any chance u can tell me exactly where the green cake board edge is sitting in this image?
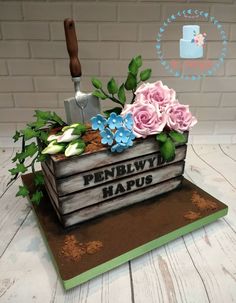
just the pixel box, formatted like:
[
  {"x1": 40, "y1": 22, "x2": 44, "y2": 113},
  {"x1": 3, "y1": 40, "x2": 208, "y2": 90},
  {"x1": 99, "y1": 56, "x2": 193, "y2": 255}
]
[{"x1": 22, "y1": 174, "x2": 228, "y2": 291}]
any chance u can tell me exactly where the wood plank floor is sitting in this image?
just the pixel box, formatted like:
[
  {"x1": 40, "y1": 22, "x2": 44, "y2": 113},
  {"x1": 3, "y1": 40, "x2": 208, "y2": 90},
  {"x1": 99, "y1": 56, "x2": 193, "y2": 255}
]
[{"x1": 0, "y1": 145, "x2": 235, "y2": 303}]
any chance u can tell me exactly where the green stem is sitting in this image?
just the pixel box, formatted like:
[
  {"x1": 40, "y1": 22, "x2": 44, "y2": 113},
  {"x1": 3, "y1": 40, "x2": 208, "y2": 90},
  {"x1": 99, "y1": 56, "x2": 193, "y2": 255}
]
[
  {"x1": 131, "y1": 89, "x2": 136, "y2": 104},
  {"x1": 101, "y1": 89, "x2": 124, "y2": 108}
]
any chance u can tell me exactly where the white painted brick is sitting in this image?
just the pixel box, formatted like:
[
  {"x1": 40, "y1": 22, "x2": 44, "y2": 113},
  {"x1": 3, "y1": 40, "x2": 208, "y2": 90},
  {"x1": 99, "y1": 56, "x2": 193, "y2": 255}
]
[
  {"x1": 179, "y1": 93, "x2": 221, "y2": 107},
  {"x1": 23, "y1": 2, "x2": 71, "y2": 21},
  {"x1": 34, "y1": 76, "x2": 73, "y2": 92},
  {"x1": 120, "y1": 42, "x2": 157, "y2": 59},
  {"x1": 14, "y1": 93, "x2": 57, "y2": 108},
  {"x1": 0, "y1": 77, "x2": 33, "y2": 92},
  {"x1": 221, "y1": 93, "x2": 236, "y2": 106},
  {"x1": 182, "y1": 60, "x2": 224, "y2": 77},
  {"x1": 30, "y1": 41, "x2": 67, "y2": 58},
  {"x1": 212, "y1": 5, "x2": 236, "y2": 22},
  {"x1": 0, "y1": 60, "x2": 8, "y2": 76},
  {"x1": 162, "y1": 41, "x2": 179, "y2": 59},
  {"x1": 230, "y1": 25, "x2": 236, "y2": 41},
  {"x1": 161, "y1": 78, "x2": 201, "y2": 93},
  {"x1": 100, "y1": 24, "x2": 137, "y2": 41},
  {"x1": 202, "y1": 78, "x2": 236, "y2": 92},
  {"x1": 197, "y1": 107, "x2": 236, "y2": 120},
  {"x1": 73, "y1": 3, "x2": 116, "y2": 21},
  {"x1": 55, "y1": 59, "x2": 99, "y2": 76},
  {"x1": 215, "y1": 121, "x2": 236, "y2": 134},
  {"x1": 0, "y1": 93, "x2": 14, "y2": 107},
  {"x1": 2, "y1": 22, "x2": 49, "y2": 40},
  {"x1": 58, "y1": 92, "x2": 74, "y2": 108},
  {"x1": 208, "y1": 42, "x2": 236, "y2": 59},
  {"x1": 8, "y1": 60, "x2": 54, "y2": 75},
  {"x1": 0, "y1": 2, "x2": 22, "y2": 20},
  {"x1": 50, "y1": 22, "x2": 98, "y2": 41},
  {"x1": 162, "y1": 5, "x2": 210, "y2": 22},
  {"x1": 225, "y1": 60, "x2": 236, "y2": 76},
  {"x1": 0, "y1": 42, "x2": 29, "y2": 58},
  {"x1": 0, "y1": 123, "x2": 16, "y2": 136},
  {"x1": 119, "y1": 4, "x2": 160, "y2": 22},
  {"x1": 190, "y1": 121, "x2": 215, "y2": 135},
  {"x1": 192, "y1": 135, "x2": 232, "y2": 144}
]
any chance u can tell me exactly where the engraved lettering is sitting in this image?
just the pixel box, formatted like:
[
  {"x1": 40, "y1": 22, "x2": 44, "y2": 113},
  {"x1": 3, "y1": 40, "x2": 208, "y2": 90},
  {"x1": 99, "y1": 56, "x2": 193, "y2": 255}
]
[
  {"x1": 134, "y1": 160, "x2": 146, "y2": 171},
  {"x1": 94, "y1": 171, "x2": 104, "y2": 183},
  {"x1": 115, "y1": 183, "x2": 126, "y2": 195},
  {"x1": 127, "y1": 179, "x2": 135, "y2": 191},
  {"x1": 83, "y1": 174, "x2": 93, "y2": 186},
  {"x1": 147, "y1": 157, "x2": 156, "y2": 168},
  {"x1": 102, "y1": 186, "x2": 113, "y2": 198},
  {"x1": 104, "y1": 167, "x2": 115, "y2": 180},
  {"x1": 116, "y1": 165, "x2": 126, "y2": 177}
]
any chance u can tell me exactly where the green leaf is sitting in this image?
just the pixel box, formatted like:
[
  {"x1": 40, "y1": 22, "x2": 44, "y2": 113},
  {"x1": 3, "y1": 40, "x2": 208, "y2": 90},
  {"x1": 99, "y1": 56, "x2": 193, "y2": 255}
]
[
  {"x1": 103, "y1": 107, "x2": 122, "y2": 118},
  {"x1": 31, "y1": 190, "x2": 43, "y2": 205},
  {"x1": 140, "y1": 68, "x2": 152, "y2": 81},
  {"x1": 13, "y1": 131, "x2": 21, "y2": 142},
  {"x1": 128, "y1": 58, "x2": 138, "y2": 76},
  {"x1": 91, "y1": 78, "x2": 102, "y2": 89},
  {"x1": 38, "y1": 131, "x2": 48, "y2": 143},
  {"x1": 12, "y1": 152, "x2": 22, "y2": 163},
  {"x1": 107, "y1": 78, "x2": 118, "y2": 95},
  {"x1": 34, "y1": 110, "x2": 52, "y2": 121},
  {"x1": 9, "y1": 163, "x2": 27, "y2": 175},
  {"x1": 156, "y1": 132, "x2": 167, "y2": 143},
  {"x1": 27, "y1": 119, "x2": 46, "y2": 130},
  {"x1": 118, "y1": 84, "x2": 126, "y2": 104},
  {"x1": 16, "y1": 185, "x2": 29, "y2": 198},
  {"x1": 92, "y1": 90, "x2": 107, "y2": 100},
  {"x1": 169, "y1": 131, "x2": 187, "y2": 143},
  {"x1": 51, "y1": 112, "x2": 65, "y2": 126},
  {"x1": 34, "y1": 172, "x2": 44, "y2": 186},
  {"x1": 37, "y1": 153, "x2": 47, "y2": 162},
  {"x1": 160, "y1": 138, "x2": 175, "y2": 162},
  {"x1": 134, "y1": 55, "x2": 142, "y2": 68},
  {"x1": 21, "y1": 128, "x2": 38, "y2": 140},
  {"x1": 125, "y1": 73, "x2": 137, "y2": 91},
  {"x1": 72, "y1": 124, "x2": 87, "y2": 136},
  {"x1": 24, "y1": 142, "x2": 38, "y2": 157}
]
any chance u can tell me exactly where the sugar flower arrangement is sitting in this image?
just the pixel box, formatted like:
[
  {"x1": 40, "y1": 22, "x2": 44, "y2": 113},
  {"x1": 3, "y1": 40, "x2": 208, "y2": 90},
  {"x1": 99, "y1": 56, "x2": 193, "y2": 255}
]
[
  {"x1": 191, "y1": 31, "x2": 207, "y2": 47},
  {"x1": 91, "y1": 55, "x2": 197, "y2": 161}
]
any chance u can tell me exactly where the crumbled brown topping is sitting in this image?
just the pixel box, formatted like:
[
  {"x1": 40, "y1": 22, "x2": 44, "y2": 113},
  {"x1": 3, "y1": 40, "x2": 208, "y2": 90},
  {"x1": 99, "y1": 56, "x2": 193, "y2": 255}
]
[
  {"x1": 191, "y1": 191, "x2": 218, "y2": 211},
  {"x1": 184, "y1": 210, "x2": 201, "y2": 220}
]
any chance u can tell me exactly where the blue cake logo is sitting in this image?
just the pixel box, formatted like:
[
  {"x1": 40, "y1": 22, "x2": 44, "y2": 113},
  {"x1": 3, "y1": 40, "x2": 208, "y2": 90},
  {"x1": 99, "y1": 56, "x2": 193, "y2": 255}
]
[{"x1": 180, "y1": 25, "x2": 207, "y2": 59}]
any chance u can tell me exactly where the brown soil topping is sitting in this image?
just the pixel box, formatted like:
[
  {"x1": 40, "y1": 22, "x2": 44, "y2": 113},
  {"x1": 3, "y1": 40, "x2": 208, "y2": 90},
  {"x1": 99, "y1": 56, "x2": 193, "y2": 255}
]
[
  {"x1": 61, "y1": 235, "x2": 103, "y2": 262},
  {"x1": 191, "y1": 191, "x2": 218, "y2": 211},
  {"x1": 82, "y1": 130, "x2": 104, "y2": 153},
  {"x1": 184, "y1": 211, "x2": 201, "y2": 220}
]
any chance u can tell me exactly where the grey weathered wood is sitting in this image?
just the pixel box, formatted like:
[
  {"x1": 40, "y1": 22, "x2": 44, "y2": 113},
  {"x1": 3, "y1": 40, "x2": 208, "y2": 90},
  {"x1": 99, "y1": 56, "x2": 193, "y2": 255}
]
[
  {"x1": 46, "y1": 134, "x2": 188, "y2": 178},
  {"x1": 42, "y1": 145, "x2": 187, "y2": 196},
  {"x1": 46, "y1": 176, "x2": 183, "y2": 227},
  {"x1": 44, "y1": 161, "x2": 185, "y2": 215}
]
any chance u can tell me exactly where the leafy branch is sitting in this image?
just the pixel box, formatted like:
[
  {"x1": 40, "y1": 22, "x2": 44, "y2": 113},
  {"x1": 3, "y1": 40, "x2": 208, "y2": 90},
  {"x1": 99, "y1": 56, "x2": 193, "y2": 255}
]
[
  {"x1": 91, "y1": 55, "x2": 152, "y2": 116},
  {"x1": 9, "y1": 110, "x2": 66, "y2": 205}
]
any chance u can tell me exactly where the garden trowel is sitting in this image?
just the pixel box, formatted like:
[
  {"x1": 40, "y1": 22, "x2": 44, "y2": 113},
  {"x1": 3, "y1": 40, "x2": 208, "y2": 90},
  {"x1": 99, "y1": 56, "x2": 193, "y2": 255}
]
[{"x1": 64, "y1": 18, "x2": 100, "y2": 124}]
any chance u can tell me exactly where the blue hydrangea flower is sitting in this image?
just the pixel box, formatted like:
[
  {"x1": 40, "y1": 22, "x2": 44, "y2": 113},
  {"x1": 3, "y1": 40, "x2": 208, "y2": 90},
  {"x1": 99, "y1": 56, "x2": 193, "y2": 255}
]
[
  {"x1": 126, "y1": 132, "x2": 136, "y2": 147},
  {"x1": 91, "y1": 114, "x2": 107, "y2": 131},
  {"x1": 114, "y1": 127, "x2": 132, "y2": 144},
  {"x1": 111, "y1": 143, "x2": 128, "y2": 153},
  {"x1": 123, "y1": 113, "x2": 133, "y2": 130},
  {"x1": 107, "y1": 112, "x2": 123, "y2": 130},
  {"x1": 100, "y1": 128, "x2": 114, "y2": 146}
]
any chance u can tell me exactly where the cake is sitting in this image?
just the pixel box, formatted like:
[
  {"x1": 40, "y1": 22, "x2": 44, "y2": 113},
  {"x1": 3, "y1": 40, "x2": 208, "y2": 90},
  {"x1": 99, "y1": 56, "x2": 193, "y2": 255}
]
[{"x1": 180, "y1": 25, "x2": 204, "y2": 59}]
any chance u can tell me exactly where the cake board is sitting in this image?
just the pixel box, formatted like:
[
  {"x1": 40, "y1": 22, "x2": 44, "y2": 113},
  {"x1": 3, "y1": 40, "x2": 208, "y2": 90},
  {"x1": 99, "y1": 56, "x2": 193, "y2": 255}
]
[{"x1": 22, "y1": 173, "x2": 228, "y2": 290}]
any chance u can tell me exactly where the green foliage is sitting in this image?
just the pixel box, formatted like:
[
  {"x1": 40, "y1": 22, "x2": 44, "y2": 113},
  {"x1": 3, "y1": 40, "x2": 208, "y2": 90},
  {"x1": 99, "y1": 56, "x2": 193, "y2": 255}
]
[
  {"x1": 90, "y1": 55, "x2": 152, "y2": 107},
  {"x1": 72, "y1": 124, "x2": 87, "y2": 136},
  {"x1": 9, "y1": 110, "x2": 66, "y2": 205},
  {"x1": 160, "y1": 138, "x2": 175, "y2": 162},
  {"x1": 169, "y1": 131, "x2": 187, "y2": 143},
  {"x1": 103, "y1": 107, "x2": 122, "y2": 118},
  {"x1": 156, "y1": 132, "x2": 168, "y2": 143}
]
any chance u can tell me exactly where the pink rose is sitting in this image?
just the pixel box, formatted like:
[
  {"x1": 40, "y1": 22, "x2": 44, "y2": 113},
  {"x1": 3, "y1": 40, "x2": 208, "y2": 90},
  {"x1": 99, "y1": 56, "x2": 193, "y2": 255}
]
[
  {"x1": 166, "y1": 102, "x2": 197, "y2": 132},
  {"x1": 122, "y1": 100, "x2": 167, "y2": 138},
  {"x1": 135, "y1": 81, "x2": 176, "y2": 110}
]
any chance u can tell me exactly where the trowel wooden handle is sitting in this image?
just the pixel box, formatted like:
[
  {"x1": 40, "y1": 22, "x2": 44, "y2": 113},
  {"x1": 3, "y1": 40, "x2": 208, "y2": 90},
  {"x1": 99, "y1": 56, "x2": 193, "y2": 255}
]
[{"x1": 64, "y1": 18, "x2": 82, "y2": 77}]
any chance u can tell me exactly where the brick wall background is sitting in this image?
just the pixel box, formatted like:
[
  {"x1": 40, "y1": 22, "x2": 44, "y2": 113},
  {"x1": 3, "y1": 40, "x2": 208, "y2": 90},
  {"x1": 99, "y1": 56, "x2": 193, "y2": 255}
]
[{"x1": 0, "y1": 0, "x2": 236, "y2": 146}]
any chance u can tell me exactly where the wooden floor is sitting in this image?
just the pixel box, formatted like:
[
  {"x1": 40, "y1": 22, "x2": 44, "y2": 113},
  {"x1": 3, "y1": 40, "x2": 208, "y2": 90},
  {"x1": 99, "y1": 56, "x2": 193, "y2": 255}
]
[{"x1": 0, "y1": 145, "x2": 236, "y2": 303}]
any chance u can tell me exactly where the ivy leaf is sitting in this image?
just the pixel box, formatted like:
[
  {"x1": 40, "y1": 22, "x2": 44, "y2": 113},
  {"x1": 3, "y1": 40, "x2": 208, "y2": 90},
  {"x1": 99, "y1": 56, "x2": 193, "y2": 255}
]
[
  {"x1": 9, "y1": 163, "x2": 27, "y2": 175},
  {"x1": 118, "y1": 84, "x2": 126, "y2": 104},
  {"x1": 160, "y1": 138, "x2": 175, "y2": 162},
  {"x1": 140, "y1": 69, "x2": 152, "y2": 81},
  {"x1": 25, "y1": 142, "x2": 38, "y2": 157},
  {"x1": 91, "y1": 78, "x2": 102, "y2": 89},
  {"x1": 27, "y1": 119, "x2": 46, "y2": 130},
  {"x1": 169, "y1": 131, "x2": 187, "y2": 143},
  {"x1": 16, "y1": 185, "x2": 29, "y2": 198},
  {"x1": 156, "y1": 132, "x2": 167, "y2": 143},
  {"x1": 103, "y1": 107, "x2": 122, "y2": 118},
  {"x1": 92, "y1": 90, "x2": 107, "y2": 100},
  {"x1": 72, "y1": 124, "x2": 87, "y2": 136},
  {"x1": 51, "y1": 112, "x2": 65, "y2": 126},
  {"x1": 37, "y1": 153, "x2": 47, "y2": 162},
  {"x1": 34, "y1": 172, "x2": 44, "y2": 186},
  {"x1": 134, "y1": 55, "x2": 142, "y2": 68},
  {"x1": 38, "y1": 131, "x2": 48, "y2": 143},
  {"x1": 31, "y1": 190, "x2": 43, "y2": 205},
  {"x1": 13, "y1": 131, "x2": 21, "y2": 142},
  {"x1": 125, "y1": 73, "x2": 137, "y2": 91},
  {"x1": 12, "y1": 152, "x2": 22, "y2": 163},
  {"x1": 34, "y1": 110, "x2": 52, "y2": 121},
  {"x1": 21, "y1": 128, "x2": 38, "y2": 141},
  {"x1": 128, "y1": 58, "x2": 138, "y2": 76},
  {"x1": 107, "y1": 78, "x2": 118, "y2": 95}
]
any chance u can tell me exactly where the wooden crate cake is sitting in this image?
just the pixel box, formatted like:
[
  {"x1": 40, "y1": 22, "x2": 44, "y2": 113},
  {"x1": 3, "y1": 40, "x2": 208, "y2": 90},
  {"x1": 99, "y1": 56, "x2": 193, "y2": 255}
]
[{"x1": 41, "y1": 133, "x2": 188, "y2": 228}]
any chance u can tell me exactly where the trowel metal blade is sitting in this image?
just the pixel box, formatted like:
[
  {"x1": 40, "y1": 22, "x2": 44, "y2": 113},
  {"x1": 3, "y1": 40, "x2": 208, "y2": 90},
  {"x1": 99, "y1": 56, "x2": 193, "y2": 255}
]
[{"x1": 64, "y1": 95, "x2": 100, "y2": 125}]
